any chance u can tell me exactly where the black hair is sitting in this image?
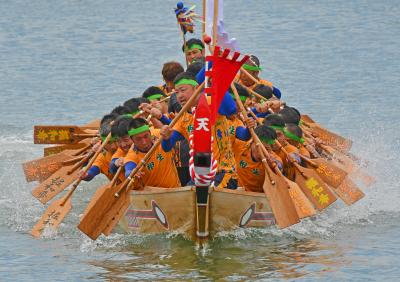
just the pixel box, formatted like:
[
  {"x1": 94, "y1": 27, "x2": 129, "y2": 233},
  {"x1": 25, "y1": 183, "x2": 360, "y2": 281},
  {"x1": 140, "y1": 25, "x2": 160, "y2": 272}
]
[
  {"x1": 263, "y1": 114, "x2": 285, "y2": 127},
  {"x1": 247, "y1": 55, "x2": 260, "y2": 67},
  {"x1": 142, "y1": 86, "x2": 166, "y2": 99},
  {"x1": 111, "y1": 105, "x2": 131, "y2": 116},
  {"x1": 99, "y1": 120, "x2": 112, "y2": 137},
  {"x1": 186, "y1": 59, "x2": 204, "y2": 76},
  {"x1": 110, "y1": 116, "x2": 132, "y2": 138},
  {"x1": 100, "y1": 113, "x2": 118, "y2": 126},
  {"x1": 285, "y1": 123, "x2": 303, "y2": 138},
  {"x1": 182, "y1": 38, "x2": 204, "y2": 52},
  {"x1": 279, "y1": 107, "x2": 301, "y2": 125},
  {"x1": 173, "y1": 71, "x2": 197, "y2": 86},
  {"x1": 228, "y1": 82, "x2": 249, "y2": 98},
  {"x1": 254, "y1": 125, "x2": 277, "y2": 142},
  {"x1": 253, "y1": 84, "x2": 273, "y2": 100},
  {"x1": 123, "y1": 98, "x2": 141, "y2": 114},
  {"x1": 128, "y1": 118, "x2": 148, "y2": 130}
]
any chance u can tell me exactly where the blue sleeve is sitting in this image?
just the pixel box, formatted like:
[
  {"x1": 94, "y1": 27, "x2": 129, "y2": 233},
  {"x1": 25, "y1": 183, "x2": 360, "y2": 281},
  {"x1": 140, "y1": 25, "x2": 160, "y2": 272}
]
[
  {"x1": 125, "y1": 161, "x2": 137, "y2": 178},
  {"x1": 272, "y1": 86, "x2": 281, "y2": 99},
  {"x1": 236, "y1": 126, "x2": 251, "y2": 141},
  {"x1": 83, "y1": 166, "x2": 100, "y2": 181},
  {"x1": 161, "y1": 130, "x2": 185, "y2": 152},
  {"x1": 251, "y1": 107, "x2": 269, "y2": 118},
  {"x1": 109, "y1": 158, "x2": 119, "y2": 174},
  {"x1": 160, "y1": 114, "x2": 171, "y2": 125},
  {"x1": 218, "y1": 92, "x2": 237, "y2": 116},
  {"x1": 195, "y1": 61, "x2": 213, "y2": 84}
]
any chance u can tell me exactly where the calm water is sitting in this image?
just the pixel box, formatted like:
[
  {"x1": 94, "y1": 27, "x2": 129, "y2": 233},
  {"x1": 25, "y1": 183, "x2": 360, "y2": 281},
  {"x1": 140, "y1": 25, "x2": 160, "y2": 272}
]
[{"x1": 1, "y1": 0, "x2": 399, "y2": 280}]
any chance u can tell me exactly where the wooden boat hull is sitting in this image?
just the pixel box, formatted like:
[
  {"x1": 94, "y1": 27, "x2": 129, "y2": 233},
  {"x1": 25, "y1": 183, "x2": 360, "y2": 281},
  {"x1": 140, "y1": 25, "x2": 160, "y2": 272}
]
[{"x1": 118, "y1": 186, "x2": 275, "y2": 238}]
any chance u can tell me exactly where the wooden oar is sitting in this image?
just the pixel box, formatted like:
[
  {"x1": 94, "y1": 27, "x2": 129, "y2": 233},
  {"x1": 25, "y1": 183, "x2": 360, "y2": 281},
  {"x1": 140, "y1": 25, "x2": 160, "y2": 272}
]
[
  {"x1": 232, "y1": 83, "x2": 300, "y2": 228},
  {"x1": 246, "y1": 108, "x2": 316, "y2": 219},
  {"x1": 31, "y1": 151, "x2": 94, "y2": 204},
  {"x1": 78, "y1": 81, "x2": 205, "y2": 240},
  {"x1": 300, "y1": 121, "x2": 352, "y2": 153},
  {"x1": 34, "y1": 125, "x2": 98, "y2": 145},
  {"x1": 44, "y1": 142, "x2": 90, "y2": 157},
  {"x1": 23, "y1": 152, "x2": 87, "y2": 183},
  {"x1": 276, "y1": 142, "x2": 337, "y2": 211},
  {"x1": 30, "y1": 134, "x2": 112, "y2": 238}
]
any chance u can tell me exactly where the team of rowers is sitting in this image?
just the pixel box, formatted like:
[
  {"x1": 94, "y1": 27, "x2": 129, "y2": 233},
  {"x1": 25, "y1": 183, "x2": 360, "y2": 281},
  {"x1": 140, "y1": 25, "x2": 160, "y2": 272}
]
[{"x1": 78, "y1": 38, "x2": 323, "y2": 192}]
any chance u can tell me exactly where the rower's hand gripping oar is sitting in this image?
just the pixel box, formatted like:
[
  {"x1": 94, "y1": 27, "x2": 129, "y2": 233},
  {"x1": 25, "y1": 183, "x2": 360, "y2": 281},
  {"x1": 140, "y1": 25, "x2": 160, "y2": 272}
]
[
  {"x1": 232, "y1": 83, "x2": 300, "y2": 228},
  {"x1": 246, "y1": 107, "x2": 317, "y2": 219},
  {"x1": 30, "y1": 133, "x2": 113, "y2": 238},
  {"x1": 78, "y1": 81, "x2": 205, "y2": 240}
]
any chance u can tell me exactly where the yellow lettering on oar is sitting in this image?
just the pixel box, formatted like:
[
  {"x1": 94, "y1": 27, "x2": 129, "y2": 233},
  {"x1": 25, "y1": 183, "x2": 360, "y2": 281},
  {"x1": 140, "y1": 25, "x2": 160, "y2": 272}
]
[
  {"x1": 316, "y1": 164, "x2": 341, "y2": 184},
  {"x1": 305, "y1": 177, "x2": 330, "y2": 205},
  {"x1": 37, "y1": 130, "x2": 49, "y2": 141},
  {"x1": 58, "y1": 130, "x2": 71, "y2": 141}
]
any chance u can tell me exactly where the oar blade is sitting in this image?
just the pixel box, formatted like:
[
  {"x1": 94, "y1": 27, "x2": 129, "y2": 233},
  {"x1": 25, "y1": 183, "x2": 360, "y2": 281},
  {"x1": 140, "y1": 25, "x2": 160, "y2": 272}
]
[
  {"x1": 300, "y1": 114, "x2": 316, "y2": 124},
  {"x1": 30, "y1": 197, "x2": 72, "y2": 238},
  {"x1": 262, "y1": 167, "x2": 300, "y2": 229},
  {"x1": 22, "y1": 153, "x2": 68, "y2": 183},
  {"x1": 34, "y1": 125, "x2": 81, "y2": 144},
  {"x1": 309, "y1": 125, "x2": 352, "y2": 153},
  {"x1": 31, "y1": 165, "x2": 79, "y2": 204},
  {"x1": 308, "y1": 158, "x2": 348, "y2": 188},
  {"x1": 103, "y1": 196, "x2": 131, "y2": 236},
  {"x1": 286, "y1": 179, "x2": 317, "y2": 219},
  {"x1": 294, "y1": 165, "x2": 337, "y2": 211},
  {"x1": 44, "y1": 143, "x2": 88, "y2": 157},
  {"x1": 330, "y1": 177, "x2": 365, "y2": 205},
  {"x1": 78, "y1": 183, "x2": 128, "y2": 240}
]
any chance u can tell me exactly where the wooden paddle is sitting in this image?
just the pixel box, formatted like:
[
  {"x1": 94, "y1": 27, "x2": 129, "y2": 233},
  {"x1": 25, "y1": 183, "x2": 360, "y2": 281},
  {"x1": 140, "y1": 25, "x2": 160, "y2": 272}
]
[
  {"x1": 78, "y1": 81, "x2": 205, "y2": 240},
  {"x1": 232, "y1": 83, "x2": 300, "y2": 228},
  {"x1": 246, "y1": 108, "x2": 316, "y2": 219},
  {"x1": 34, "y1": 125, "x2": 98, "y2": 144},
  {"x1": 300, "y1": 121, "x2": 352, "y2": 153},
  {"x1": 277, "y1": 142, "x2": 337, "y2": 211},
  {"x1": 23, "y1": 153, "x2": 86, "y2": 183},
  {"x1": 30, "y1": 134, "x2": 112, "y2": 238},
  {"x1": 31, "y1": 151, "x2": 94, "y2": 204},
  {"x1": 44, "y1": 142, "x2": 90, "y2": 157}
]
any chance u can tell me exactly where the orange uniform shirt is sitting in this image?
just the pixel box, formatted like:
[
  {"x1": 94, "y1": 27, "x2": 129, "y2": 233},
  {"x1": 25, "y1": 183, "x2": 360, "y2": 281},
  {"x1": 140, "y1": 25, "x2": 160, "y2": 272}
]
[
  {"x1": 233, "y1": 140, "x2": 265, "y2": 192},
  {"x1": 92, "y1": 151, "x2": 114, "y2": 180},
  {"x1": 124, "y1": 142, "x2": 180, "y2": 188}
]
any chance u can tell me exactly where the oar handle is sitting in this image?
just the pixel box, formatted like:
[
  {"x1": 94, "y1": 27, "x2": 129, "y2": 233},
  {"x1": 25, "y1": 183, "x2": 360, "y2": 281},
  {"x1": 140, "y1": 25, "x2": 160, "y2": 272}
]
[
  {"x1": 62, "y1": 155, "x2": 86, "y2": 166},
  {"x1": 67, "y1": 151, "x2": 94, "y2": 174},
  {"x1": 61, "y1": 134, "x2": 113, "y2": 205},
  {"x1": 231, "y1": 83, "x2": 276, "y2": 184},
  {"x1": 160, "y1": 96, "x2": 171, "y2": 103},
  {"x1": 114, "y1": 81, "x2": 205, "y2": 197}
]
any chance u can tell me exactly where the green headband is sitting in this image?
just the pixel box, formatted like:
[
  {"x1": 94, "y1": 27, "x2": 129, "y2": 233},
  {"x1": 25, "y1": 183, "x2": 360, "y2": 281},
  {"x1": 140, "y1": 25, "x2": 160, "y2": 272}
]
[
  {"x1": 130, "y1": 109, "x2": 140, "y2": 116},
  {"x1": 283, "y1": 128, "x2": 305, "y2": 144},
  {"x1": 122, "y1": 113, "x2": 133, "y2": 118},
  {"x1": 175, "y1": 78, "x2": 199, "y2": 87},
  {"x1": 101, "y1": 135, "x2": 117, "y2": 143},
  {"x1": 128, "y1": 125, "x2": 150, "y2": 136},
  {"x1": 147, "y1": 94, "x2": 163, "y2": 101},
  {"x1": 230, "y1": 93, "x2": 247, "y2": 102},
  {"x1": 185, "y1": 44, "x2": 203, "y2": 52},
  {"x1": 243, "y1": 64, "x2": 263, "y2": 72},
  {"x1": 269, "y1": 125, "x2": 285, "y2": 132},
  {"x1": 259, "y1": 137, "x2": 276, "y2": 145}
]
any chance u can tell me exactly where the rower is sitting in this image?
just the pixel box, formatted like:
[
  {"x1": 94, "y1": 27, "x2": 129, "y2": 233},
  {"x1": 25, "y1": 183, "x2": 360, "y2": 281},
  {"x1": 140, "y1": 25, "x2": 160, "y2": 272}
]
[
  {"x1": 233, "y1": 125, "x2": 283, "y2": 193},
  {"x1": 124, "y1": 118, "x2": 181, "y2": 188},
  {"x1": 78, "y1": 115, "x2": 118, "y2": 181},
  {"x1": 160, "y1": 61, "x2": 184, "y2": 113},
  {"x1": 182, "y1": 38, "x2": 205, "y2": 64},
  {"x1": 238, "y1": 55, "x2": 282, "y2": 99},
  {"x1": 160, "y1": 72, "x2": 249, "y2": 189},
  {"x1": 109, "y1": 116, "x2": 134, "y2": 175}
]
